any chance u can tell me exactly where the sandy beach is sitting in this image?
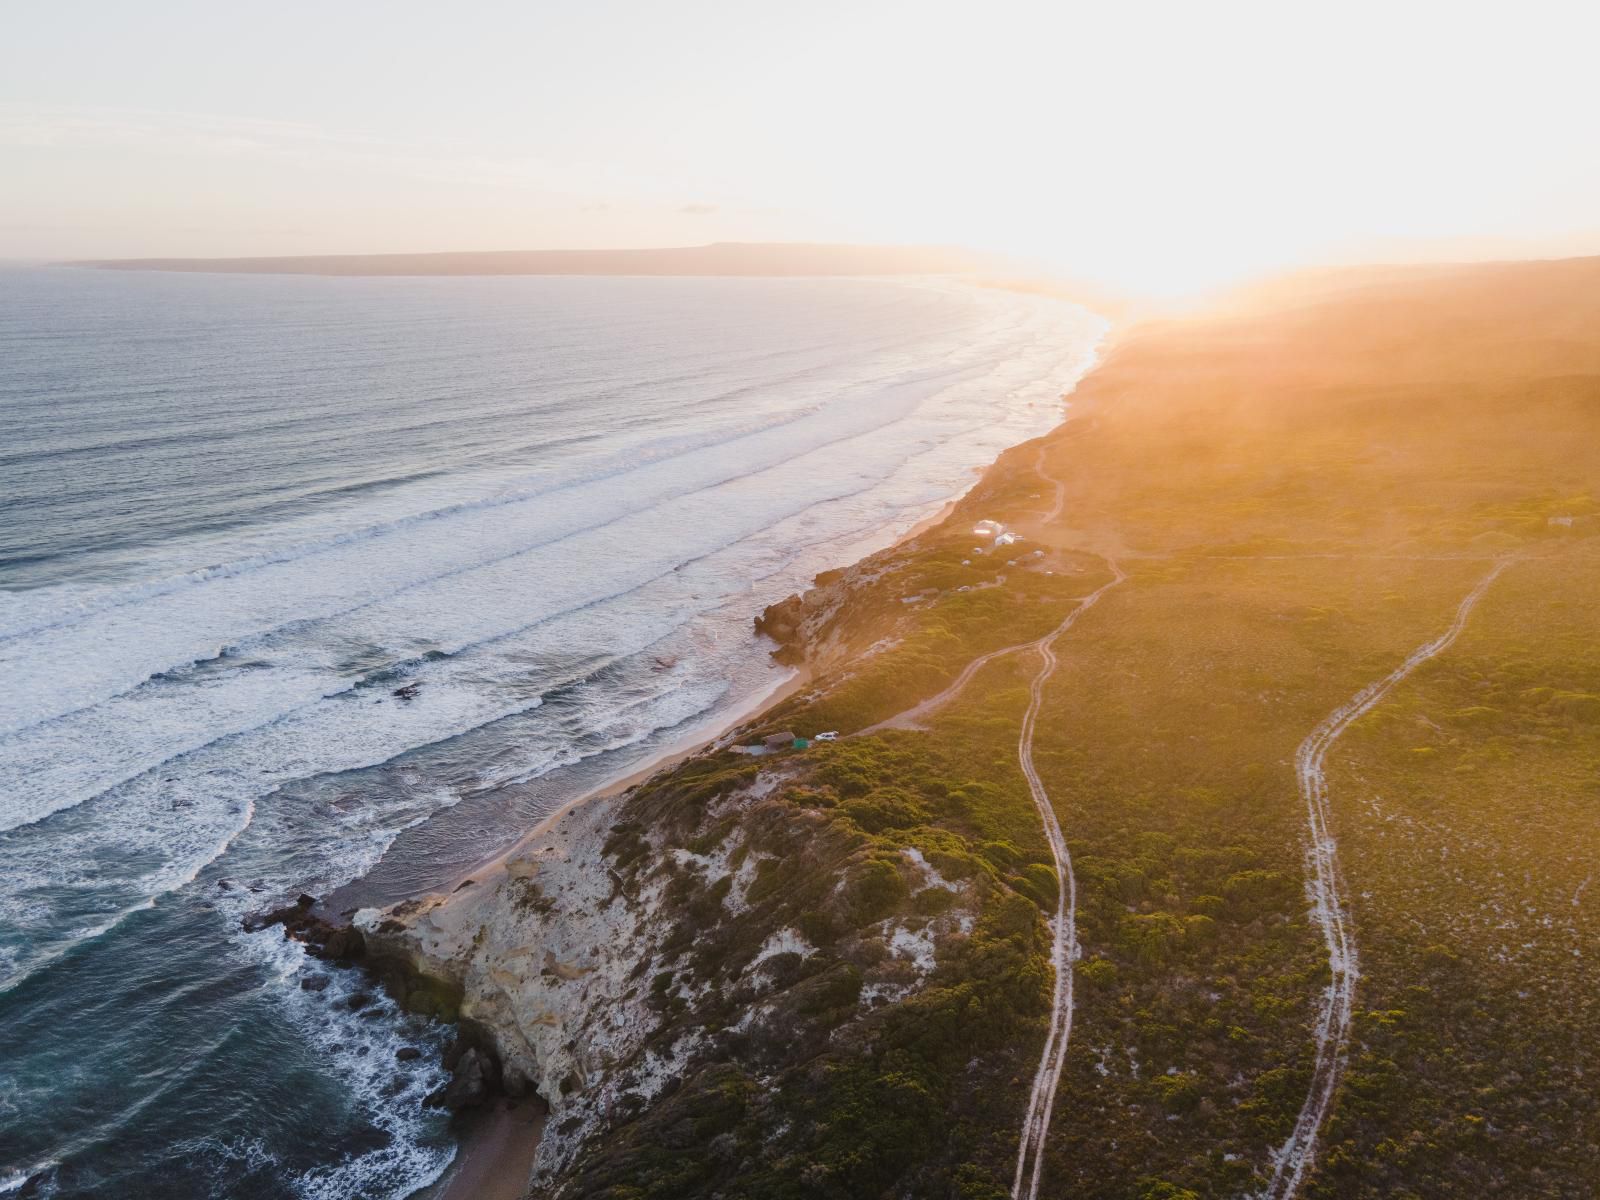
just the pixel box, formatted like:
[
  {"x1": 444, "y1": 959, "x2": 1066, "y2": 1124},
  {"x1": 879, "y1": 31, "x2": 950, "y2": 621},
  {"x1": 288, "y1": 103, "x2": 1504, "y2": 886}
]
[
  {"x1": 390, "y1": 476, "x2": 987, "y2": 1198},
  {"x1": 417, "y1": 1099, "x2": 546, "y2": 1200},
  {"x1": 395, "y1": 485, "x2": 976, "y2": 917}
]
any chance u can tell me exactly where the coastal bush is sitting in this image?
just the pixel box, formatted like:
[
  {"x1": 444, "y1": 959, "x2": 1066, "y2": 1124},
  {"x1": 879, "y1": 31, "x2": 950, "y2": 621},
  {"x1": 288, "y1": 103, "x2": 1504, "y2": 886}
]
[
  {"x1": 842, "y1": 859, "x2": 909, "y2": 926},
  {"x1": 555, "y1": 272, "x2": 1600, "y2": 1198},
  {"x1": 839, "y1": 785, "x2": 927, "y2": 833}
]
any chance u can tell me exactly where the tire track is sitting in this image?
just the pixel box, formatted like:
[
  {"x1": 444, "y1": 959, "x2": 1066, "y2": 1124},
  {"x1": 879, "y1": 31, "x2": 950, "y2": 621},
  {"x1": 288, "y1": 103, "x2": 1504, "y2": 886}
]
[
  {"x1": 862, "y1": 446, "x2": 1075, "y2": 736},
  {"x1": 849, "y1": 437, "x2": 1122, "y2": 1195},
  {"x1": 1262, "y1": 559, "x2": 1511, "y2": 1199},
  {"x1": 1011, "y1": 559, "x2": 1124, "y2": 1200}
]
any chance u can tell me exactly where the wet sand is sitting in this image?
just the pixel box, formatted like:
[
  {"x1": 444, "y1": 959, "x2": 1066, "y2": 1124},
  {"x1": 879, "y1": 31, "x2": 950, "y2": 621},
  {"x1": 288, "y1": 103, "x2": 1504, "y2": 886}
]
[
  {"x1": 411, "y1": 660, "x2": 813, "y2": 912},
  {"x1": 420, "y1": 1100, "x2": 545, "y2": 1200},
  {"x1": 401, "y1": 484, "x2": 977, "y2": 913}
]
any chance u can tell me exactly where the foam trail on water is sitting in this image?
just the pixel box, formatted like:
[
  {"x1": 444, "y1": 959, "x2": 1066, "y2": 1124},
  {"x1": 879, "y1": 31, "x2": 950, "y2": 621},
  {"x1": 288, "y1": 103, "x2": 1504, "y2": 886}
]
[{"x1": 0, "y1": 271, "x2": 1106, "y2": 1197}]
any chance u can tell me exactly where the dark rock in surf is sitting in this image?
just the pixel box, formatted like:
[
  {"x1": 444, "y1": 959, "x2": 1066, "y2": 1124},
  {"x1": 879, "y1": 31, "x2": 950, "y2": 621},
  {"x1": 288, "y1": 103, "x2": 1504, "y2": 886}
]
[
  {"x1": 321, "y1": 925, "x2": 366, "y2": 961},
  {"x1": 441, "y1": 1035, "x2": 468, "y2": 1072},
  {"x1": 240, "y1": 894, "x2": 365, "y2": 963},
  {"x1": 242, "y1": 903, "x2": 304, "y2": 934},
  {"x1": 14, "y1": 1167, "x2": 57, "y2": 1198},
  {"x1": 425, "y1": 1046, "x2": 500, "y2": 1111}
]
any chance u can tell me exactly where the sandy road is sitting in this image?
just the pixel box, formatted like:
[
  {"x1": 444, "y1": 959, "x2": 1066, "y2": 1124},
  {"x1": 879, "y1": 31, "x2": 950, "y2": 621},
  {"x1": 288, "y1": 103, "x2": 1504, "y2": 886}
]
[
  {"x1": 854, "y1": 440, "x2": 1124, "y2": 1195},
  {"x1": 1261, "y1": 560, "x2": 1511, "y2": 1200},
  {"x1": 862, "y1": 635, "x2": 1038, "y2": 734},
  {"x1": 863, "y1": 447, "x2": 1075, "y2": 737},
  {"x1": 1010, "y1": 560, "x2": 1125, "y2": 1200}
]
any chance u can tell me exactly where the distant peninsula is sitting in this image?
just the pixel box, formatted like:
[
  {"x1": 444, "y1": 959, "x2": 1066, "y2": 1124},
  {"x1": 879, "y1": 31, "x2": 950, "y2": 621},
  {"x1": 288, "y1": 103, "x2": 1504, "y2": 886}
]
[{"x1": 75, "y1": 241, "x2": 997, "y2": 277}]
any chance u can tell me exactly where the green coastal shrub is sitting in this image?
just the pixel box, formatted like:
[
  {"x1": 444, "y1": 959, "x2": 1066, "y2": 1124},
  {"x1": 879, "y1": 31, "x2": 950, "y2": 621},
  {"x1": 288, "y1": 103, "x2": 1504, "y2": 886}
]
[{"x1": 843, "y1": 859, "x2": 910, "y2": 925}]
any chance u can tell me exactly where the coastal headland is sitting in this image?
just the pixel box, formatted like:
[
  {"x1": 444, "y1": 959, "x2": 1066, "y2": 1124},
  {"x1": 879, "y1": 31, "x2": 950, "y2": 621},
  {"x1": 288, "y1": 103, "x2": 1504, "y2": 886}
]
[{"x1": 264, "y1": 254, "x2": 1600, "y2": 1199}]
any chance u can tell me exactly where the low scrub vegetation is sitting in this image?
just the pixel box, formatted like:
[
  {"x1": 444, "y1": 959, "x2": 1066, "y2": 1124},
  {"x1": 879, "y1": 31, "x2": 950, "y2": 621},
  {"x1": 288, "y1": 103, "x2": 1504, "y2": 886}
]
[{"x1": 550, "y1": 259, "x2": 1600, "y2": 1197}]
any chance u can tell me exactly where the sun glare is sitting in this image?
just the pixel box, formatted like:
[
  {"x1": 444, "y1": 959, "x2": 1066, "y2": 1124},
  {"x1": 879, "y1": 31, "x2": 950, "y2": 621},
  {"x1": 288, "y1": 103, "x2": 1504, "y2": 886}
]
[{"x1": 5, "y1": 0, "x2": 1600, "y2": 288}]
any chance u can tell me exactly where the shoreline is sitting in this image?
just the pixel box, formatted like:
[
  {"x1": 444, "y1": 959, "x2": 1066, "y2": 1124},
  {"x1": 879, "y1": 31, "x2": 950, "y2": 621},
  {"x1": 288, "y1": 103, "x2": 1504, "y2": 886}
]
[
  {"x1": 388, "y1": 493, "x2": 960, "y2": 1200},
  {"x1": 409, "y1": 661, "x2": 814, "y2": 911},
  {"x1": 383, "y1": 415, "x2": 1082, "y2": 1200},
  {"x1": 381, "y1": 483, "x2": 973, "y2": 916},
  {"x1": 418, "y1": 1099, "x2": 547, "y2": 1200}
]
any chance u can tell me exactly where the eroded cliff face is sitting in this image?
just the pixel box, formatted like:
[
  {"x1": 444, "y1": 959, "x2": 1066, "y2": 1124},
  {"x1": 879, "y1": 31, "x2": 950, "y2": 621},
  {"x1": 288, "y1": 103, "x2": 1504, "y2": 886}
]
[
  {"x1": 753, "y1": 557, "x2": 906, "y2": 669},
  {"x1": 362, "y1": 788, "x2": 660, "y2": 1177},
  {"x1": 364, "y1": 756, "x2": 987, "y2": 1190}
]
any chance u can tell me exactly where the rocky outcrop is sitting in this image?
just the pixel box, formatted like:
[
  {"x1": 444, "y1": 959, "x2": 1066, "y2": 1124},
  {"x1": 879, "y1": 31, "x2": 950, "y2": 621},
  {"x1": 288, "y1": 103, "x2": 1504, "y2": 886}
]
[
  {"x1": 362, "y1": 785, "x2": 693, "y2": 1179},
  {"x1": 243, "y1": 886, "x2": 514, "y2": 1118},
  {"x1": 242, "y1": 893, "x2": 366, "y2": 963},
  {"x1": 427, "y1": 1044, "x2": 500, "y2": 1111},
  {"x1": 241, "y1": 883, "x2": 470, "y2": 1030},
  {"x1": 753, "y1": 557, "x2": 903, "y2": 668},
  {"x1": 363, "y1": 756, "x2": 989, "y2": 1192}
]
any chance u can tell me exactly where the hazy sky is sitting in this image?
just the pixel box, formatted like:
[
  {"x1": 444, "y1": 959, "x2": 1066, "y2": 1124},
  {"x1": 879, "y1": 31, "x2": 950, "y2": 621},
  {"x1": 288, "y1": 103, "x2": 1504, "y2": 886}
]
[{"x1": 5, "y1": 0, "x2": 1599, "y2": 293}]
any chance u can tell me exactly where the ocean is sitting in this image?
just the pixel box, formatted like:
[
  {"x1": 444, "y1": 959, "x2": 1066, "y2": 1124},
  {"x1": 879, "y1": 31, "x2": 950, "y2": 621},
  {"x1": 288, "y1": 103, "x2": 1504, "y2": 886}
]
[{"x1": 0, "y1": 266, "x2": 1103, "y2": 1198}]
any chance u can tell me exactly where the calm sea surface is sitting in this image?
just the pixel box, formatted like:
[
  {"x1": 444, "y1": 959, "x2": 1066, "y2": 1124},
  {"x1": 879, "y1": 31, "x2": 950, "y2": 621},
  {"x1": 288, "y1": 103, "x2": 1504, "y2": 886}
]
[{"x1": 0, "y1": 268, "x2": 1102, "y2": 1198}]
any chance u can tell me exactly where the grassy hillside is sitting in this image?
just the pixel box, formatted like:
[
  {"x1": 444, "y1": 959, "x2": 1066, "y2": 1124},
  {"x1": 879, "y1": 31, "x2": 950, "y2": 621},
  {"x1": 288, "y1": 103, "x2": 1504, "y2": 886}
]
[
  {"x1": 475, "y1": 256, "x2": 1600, "y2": 1198},
  {"x1": 1013, "y1": 256, "x2": 1600, "y2": 1197}
]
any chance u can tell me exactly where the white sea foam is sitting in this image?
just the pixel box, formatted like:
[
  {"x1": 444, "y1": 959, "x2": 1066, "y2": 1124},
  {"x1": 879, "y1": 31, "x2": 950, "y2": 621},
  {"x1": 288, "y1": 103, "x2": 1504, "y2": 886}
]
[
  {"x1": 0, "y1": 273, "x2": 1103, "y2": 1192},
  {"x1": 1, "y1": 287, "x2": 1099, "y2": 967},
  {"x1": 239, "y1": 929, "x2": 454, "y2": 1200}
]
